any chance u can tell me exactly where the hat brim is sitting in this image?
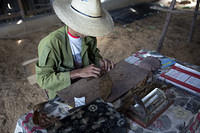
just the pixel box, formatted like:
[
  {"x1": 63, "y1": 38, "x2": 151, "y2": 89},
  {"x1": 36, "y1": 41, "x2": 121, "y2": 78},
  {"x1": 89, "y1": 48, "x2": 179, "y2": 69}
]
[{"x1": 53, "y1": 0, "x2": 114, "y2": 37}]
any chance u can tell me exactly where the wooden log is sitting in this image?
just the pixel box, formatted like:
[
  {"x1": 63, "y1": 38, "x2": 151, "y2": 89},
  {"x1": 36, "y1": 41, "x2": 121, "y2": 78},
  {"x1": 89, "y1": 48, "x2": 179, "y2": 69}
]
[
  {"x1": 58, "y1": 61, "x2": 150, "y2": 107},
  {"x1": 17, "y1": 0, "x2": 25, "y2": 18},
  {"x1": 157, "y1": 0, "x2": 176, "y2": 52},
  {"x1": 188, "y1": 0, "x2": 200, "y2": 42},
  {"x1": 150, "y1": 6, "x2": 200, "y2": 15}
]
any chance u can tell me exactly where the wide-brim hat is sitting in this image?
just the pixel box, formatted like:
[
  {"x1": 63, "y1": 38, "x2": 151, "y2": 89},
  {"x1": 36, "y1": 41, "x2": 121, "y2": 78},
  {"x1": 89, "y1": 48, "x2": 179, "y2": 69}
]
[{"x1": 53, "y1": 0, "x2": 114, "y2": 37}]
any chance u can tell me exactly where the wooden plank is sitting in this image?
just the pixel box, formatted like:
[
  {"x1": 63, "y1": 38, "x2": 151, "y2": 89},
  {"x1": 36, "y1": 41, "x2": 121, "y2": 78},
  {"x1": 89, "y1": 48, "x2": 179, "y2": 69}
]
[
  {"x1": 22, "y1": 58, "x2": 38, "y2": 66},
  {"x1": 58, "y1": 61, "x2": 149, "y2": 107}
]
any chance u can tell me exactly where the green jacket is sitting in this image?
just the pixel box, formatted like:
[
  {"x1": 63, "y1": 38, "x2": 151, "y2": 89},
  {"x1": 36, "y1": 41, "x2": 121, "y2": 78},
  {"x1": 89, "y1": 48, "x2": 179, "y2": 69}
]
[{"x1": 35, "y1": 26, "x2": 102, "y2": 99}]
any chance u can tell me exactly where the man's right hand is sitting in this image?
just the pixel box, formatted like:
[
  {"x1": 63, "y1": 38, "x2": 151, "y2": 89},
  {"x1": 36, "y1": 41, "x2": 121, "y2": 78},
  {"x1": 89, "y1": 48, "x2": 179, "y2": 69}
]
[
  {"x1": 70, "y1": 64, "x2": 101, "y2": 79},
  {"x1": 78, "y1": 64, "x2": 101, "y2": 78}
]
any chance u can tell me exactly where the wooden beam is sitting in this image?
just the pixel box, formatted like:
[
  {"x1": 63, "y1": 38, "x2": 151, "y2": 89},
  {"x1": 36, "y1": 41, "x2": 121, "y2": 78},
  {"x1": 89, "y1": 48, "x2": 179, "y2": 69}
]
[
  {"x1": 157, "y1": 0, "x2": 176, "y2": 52},
  {"x1": 0, "y1": 13, "x2": 21, "y2": 20},
  {"x1": 150, "y1": 6, "x2": 200, "y2": 15},
  {"x1": 34, "y1": 4, "x2": 51, "y2": 7},
  {"x1": 188, "y1": 0, "x2": 200, "y2": 42},
  {"x1": 26, "y1": 7, "x2": 52, "y2": 15}
]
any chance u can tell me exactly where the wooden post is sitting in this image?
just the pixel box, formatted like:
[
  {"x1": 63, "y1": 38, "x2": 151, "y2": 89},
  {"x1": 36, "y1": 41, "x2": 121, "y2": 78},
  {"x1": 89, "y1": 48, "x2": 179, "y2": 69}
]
[
  {"x1": 17, "y1": 0, "x2": 25, "y2": 18},
  {"x1": 188, "y1": 0, "x2": 200, "y2": 42},
  {"x1": 29, "y1": 0, "x2": 35, "y2": 11},
  {"x1": 157, "y1": 0, "x2": 176, "y2": 52}
]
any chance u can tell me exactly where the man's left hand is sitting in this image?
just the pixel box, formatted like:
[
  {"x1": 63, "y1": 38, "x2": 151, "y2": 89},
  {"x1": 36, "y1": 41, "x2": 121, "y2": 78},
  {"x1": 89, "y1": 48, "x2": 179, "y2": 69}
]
[
  {"x1": 138, "y1": 57, "x2": 161, "y2": 71},
  {"x1": 100, "y1": 59, "x2": 114, "y2": 72}
]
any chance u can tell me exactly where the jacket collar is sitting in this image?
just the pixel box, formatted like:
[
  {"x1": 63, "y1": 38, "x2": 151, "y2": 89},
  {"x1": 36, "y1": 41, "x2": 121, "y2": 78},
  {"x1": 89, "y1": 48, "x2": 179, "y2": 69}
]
[{"x1": 81, "y1": 38, "x2": 88, "y2": 57}]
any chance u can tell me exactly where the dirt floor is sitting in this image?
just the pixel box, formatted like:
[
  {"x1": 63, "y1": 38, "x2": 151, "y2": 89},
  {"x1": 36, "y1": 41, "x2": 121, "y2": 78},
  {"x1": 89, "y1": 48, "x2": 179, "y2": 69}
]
[{"x1": 0, "y1": 10, "x2": 200, "y2": 133}]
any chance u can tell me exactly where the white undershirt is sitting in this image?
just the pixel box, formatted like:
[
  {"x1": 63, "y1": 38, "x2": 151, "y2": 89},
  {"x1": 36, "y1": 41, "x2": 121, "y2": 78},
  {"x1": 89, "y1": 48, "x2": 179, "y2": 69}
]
[{"x1": 67, "y1": 33, "x2": 82, "y2": 68}]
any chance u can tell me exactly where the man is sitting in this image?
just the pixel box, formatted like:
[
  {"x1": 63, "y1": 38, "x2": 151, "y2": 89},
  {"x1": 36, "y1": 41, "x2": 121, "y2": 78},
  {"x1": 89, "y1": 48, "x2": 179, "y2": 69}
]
[{"x1": 36, "y1": 0, "x2": 114, "y2": 99}]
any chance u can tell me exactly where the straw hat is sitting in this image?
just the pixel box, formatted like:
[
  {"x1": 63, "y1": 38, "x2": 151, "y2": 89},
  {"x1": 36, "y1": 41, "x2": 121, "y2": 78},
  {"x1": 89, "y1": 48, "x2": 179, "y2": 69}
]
[{"x1": 53, "y1": 0, "x2": 114, "y2": 36}]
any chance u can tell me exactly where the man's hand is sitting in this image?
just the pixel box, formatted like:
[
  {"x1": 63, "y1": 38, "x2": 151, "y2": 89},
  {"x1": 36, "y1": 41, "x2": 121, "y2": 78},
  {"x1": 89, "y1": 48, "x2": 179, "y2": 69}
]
[
  {"x1": 70, "y1": 64, "x2": 101, "y2": 79},
  {"x1": 138, "y1": 57, "x2": 161, "y2": 71},
  {"x1": 100, "y1": 59, "x2": 114, "y2": 72}
]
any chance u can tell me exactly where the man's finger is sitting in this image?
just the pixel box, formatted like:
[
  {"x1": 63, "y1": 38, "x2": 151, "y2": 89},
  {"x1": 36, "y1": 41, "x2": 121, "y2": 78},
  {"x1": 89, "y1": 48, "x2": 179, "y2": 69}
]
[
  {"x1": 106, "y1": 59, "x2": 113, "y2": 71},
  {"x1": 111, "y1": 61, "x2": 114, "y2": 69},
  {"x1": 90, "y1": 64, "x2": 95, "y2": 67},
  {"x1": 107, "y1": 62, "x2": 111, "y2": 71},
  {"x1": 92, "y1": 69, "x2": 101, "y2": 75},
  {"x1": 100, "y1": 60, "x2": 105, "y2": 70},
  {"x1": 90, "y1": 73, "x2": 99, "y2": 78},
  {"x1": 104, "y1": 59, "x2": 108, "y2": 71},
  {"x1": 92, "y1": 66, "x2": 101, "y2": 72}
]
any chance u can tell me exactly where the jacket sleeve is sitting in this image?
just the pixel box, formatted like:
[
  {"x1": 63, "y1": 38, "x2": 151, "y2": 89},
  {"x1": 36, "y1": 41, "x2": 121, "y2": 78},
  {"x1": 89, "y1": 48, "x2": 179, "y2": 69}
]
[
  {"x1": 35, "y1": 45, "x2": 71, "y2": 94},
  {"x1": 88, "y1": 37, "x2": 103, "y2": 66}
]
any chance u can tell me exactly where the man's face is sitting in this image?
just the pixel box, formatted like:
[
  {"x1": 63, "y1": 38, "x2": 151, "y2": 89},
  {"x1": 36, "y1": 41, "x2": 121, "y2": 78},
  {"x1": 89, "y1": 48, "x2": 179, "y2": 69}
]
[{"x1": 68, "y1": 27, "x2": 86, "y2": 38}]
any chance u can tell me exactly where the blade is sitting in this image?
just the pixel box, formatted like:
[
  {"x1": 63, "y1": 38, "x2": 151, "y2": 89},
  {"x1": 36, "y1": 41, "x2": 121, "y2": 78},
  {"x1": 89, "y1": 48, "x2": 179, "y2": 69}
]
[{"x1": 131, "y1": 95, "x2": 147, "y2": 119}]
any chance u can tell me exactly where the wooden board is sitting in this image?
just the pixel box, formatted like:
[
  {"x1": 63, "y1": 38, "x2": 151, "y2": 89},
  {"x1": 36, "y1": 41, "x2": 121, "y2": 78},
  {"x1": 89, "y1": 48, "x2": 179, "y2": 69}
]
[{"x1": 58, "y1": 61, "x2": 149, "y2": 106}]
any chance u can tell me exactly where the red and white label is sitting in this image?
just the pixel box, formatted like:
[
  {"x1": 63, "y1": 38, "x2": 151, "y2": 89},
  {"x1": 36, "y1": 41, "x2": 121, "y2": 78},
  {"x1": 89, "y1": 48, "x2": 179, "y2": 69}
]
[{"x1": 160, "y1": 63, "x2": 200, "y2": 93}]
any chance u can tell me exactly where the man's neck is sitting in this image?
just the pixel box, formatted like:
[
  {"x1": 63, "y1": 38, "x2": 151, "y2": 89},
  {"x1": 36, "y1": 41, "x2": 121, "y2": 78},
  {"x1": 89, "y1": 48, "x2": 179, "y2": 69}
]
[{"x1": 68, "y1": 27, "x2": 80, "y2": 38}]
